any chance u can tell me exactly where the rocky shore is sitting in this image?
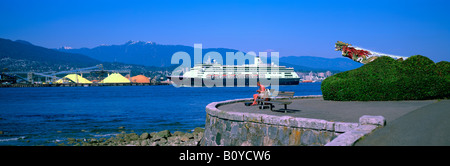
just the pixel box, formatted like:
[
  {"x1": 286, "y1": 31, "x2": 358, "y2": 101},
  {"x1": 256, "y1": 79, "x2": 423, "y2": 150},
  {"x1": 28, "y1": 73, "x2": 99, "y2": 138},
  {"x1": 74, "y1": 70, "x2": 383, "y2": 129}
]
[{"x1": 61, "y1": 127, "x2": 204, "y2": 146}]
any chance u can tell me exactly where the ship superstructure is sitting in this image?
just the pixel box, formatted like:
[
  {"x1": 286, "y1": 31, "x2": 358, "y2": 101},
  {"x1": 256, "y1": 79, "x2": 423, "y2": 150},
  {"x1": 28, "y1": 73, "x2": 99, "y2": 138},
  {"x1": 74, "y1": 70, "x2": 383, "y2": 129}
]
[{"x1": 168, "y1": 56, "x2": 300, "y2": 86}]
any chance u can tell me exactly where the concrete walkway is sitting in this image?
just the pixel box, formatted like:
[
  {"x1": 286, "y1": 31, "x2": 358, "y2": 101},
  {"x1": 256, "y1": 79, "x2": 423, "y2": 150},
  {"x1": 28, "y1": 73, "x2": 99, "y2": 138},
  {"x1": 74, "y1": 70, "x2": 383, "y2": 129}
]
[
  {"x1": 355, "y1": 100, "x2": 450, "y2": 146},
  {"x1": 218, "y1": 97, "x2": 436, "y2": 123},
  {"x1": 217, "y1": 97, "x2": 450, "y2": 145}
]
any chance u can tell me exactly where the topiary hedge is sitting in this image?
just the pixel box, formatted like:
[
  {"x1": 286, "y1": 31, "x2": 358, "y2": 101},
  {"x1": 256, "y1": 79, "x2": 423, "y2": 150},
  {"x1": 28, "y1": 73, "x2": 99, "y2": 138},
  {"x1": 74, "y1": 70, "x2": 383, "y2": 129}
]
[{"x1": 321, "y1": 55, "x2": 450, "y2": 101}]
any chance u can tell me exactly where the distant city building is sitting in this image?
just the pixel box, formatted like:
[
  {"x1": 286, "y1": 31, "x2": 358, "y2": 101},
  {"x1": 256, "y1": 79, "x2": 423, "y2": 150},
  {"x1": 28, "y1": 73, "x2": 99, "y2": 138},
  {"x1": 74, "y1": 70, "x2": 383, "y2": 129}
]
[
  {"x1": 325, "y1": 71, "x2": 332, "y2": 77},
  {"x1": 318, "y1": 72, "x2": 325, "y2": 77},
  {"x1": 297, "y1": 70, "x2": 335, "y2": 83}
]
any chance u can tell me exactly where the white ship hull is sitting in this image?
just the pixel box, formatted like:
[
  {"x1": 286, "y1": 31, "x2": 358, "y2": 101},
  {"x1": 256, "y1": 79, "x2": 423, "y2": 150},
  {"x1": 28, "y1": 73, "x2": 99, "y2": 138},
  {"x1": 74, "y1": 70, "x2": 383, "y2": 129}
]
[
  {"x1": 168, "y1": 56, "x2": 300, "y2": 87},
  {"x1": 167, "y1": 76, "x2": 300, "y2": 87}
]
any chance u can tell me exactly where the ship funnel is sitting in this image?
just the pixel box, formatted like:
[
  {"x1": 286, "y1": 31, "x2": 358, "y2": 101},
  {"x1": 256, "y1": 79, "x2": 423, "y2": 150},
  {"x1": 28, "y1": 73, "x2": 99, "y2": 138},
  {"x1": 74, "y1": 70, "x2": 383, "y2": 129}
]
[{"x1": 254, "y1": 56, "x2": 261, "y2": 66}]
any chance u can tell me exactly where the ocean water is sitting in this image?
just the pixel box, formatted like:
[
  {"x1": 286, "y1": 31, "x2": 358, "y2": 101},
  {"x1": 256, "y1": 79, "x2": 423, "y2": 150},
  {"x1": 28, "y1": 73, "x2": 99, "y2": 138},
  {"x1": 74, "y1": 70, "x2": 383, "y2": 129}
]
[{"x1": 0, "y1": 83, "x2": 321, "y2": 146}]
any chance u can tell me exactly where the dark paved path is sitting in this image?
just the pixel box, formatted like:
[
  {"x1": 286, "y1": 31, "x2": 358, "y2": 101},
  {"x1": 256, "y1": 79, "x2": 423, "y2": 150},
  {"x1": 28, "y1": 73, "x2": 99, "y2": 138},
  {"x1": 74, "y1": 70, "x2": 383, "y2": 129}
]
[
  {"x1": 218, "y1": 98, "x2": 435, "y2": 123},
  {"x1": 355, "y1": 100, "x2": 450, "y2": 146},
  {"x1": 218, "y1": 97, "x2": 450, "y2": 145}
]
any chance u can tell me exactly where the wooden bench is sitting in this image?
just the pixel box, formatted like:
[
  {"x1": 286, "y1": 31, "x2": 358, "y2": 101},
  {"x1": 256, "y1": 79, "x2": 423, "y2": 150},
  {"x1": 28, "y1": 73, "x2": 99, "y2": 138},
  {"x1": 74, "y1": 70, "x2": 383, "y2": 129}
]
[
  {"x1": 256, "y1": 89, "x2": 275, "y2": 106},
  {"x1": 257, "y1": 90, "x2": 295, "y2": 113}
]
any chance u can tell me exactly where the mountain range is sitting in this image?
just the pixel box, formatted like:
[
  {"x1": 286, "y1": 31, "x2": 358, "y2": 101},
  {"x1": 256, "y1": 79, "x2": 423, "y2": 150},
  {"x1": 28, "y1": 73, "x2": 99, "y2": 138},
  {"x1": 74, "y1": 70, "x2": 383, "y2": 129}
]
[
  {"x1": 1, "y1": 37, "x2": 362, "y2": 74},
  {"x1": 58, "y1": 40, "x2": 362, "y2": 72},
  {"x1": 279, "y1": 56, "x2": 362, "y2": 71},
  {"x1": 0, "y1": 38, "x2": 100, "y2": 72},
  {"x1": 0, "y1": 38, "x2": 174, "y2": 77},
  {"x1": 58, "y1": 41, "x2": 243, "y2": 67}
]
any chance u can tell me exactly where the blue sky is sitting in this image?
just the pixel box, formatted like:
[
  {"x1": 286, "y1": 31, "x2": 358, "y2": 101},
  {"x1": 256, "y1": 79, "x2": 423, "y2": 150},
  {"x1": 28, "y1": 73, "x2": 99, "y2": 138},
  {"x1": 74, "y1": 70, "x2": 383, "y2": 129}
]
[{"x1": 1, "y1": 0, "x2": 449, "y2": 62}]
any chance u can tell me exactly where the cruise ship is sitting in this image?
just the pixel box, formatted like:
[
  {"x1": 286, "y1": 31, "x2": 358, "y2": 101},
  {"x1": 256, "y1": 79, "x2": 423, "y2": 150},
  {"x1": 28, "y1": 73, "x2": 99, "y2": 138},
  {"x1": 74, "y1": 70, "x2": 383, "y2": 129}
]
[{"x1": 168, "y1": 56, "x2": 300, "y2": 87}]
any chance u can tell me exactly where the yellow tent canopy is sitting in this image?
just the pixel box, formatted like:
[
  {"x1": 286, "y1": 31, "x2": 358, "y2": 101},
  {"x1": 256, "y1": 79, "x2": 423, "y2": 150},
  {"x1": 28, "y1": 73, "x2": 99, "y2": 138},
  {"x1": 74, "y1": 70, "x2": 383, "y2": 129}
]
[
  {"x1": 101, "y1": 73, "x2": 130, "y2": 83},
  {"x1": 56, "y1": 74, "x2": 92, "y2": 84}
]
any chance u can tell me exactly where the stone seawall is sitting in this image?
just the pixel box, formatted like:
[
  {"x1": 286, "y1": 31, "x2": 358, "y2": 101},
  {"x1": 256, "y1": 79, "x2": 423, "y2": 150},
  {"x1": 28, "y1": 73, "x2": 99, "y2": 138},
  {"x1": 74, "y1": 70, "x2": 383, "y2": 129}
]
[{"x1": 201, "y1": 96, "x2": 386, "y2": 146}]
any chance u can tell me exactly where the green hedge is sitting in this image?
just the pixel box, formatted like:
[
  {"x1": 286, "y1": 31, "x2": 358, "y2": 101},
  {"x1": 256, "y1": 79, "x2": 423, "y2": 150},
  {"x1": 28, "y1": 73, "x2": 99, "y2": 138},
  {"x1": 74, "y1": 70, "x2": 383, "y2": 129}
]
[{"x1": 321, "y1": 55, "x2": 450, "y2": 101}]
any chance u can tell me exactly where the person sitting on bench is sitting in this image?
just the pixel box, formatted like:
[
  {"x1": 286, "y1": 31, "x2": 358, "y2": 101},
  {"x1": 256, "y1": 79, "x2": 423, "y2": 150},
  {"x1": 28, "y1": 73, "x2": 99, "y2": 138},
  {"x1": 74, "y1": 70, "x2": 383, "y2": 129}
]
[{"x1": 250, "y1": 81, "x2": 265, "y2": 106}]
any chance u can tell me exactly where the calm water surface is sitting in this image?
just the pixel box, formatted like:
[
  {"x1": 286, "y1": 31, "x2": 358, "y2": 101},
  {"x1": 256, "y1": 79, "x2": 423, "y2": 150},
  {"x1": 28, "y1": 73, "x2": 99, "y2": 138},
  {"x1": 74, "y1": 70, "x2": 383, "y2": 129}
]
[{"x1": 0, "y1": 83, "x2": 321, "y2": 145}]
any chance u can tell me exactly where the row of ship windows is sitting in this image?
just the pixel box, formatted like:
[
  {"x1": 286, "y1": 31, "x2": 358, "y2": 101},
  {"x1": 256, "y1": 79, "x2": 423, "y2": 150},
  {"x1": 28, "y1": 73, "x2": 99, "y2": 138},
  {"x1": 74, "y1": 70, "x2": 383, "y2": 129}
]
[
  {"x1": 199, "y1": 70, "x2": 292, "y2": 72},
  {"x1": 200, "y1": 68, "x2": 291, "y2": 71},
  {"x1": 197, "y1": 72, "x2": 290, "y2": 74}
]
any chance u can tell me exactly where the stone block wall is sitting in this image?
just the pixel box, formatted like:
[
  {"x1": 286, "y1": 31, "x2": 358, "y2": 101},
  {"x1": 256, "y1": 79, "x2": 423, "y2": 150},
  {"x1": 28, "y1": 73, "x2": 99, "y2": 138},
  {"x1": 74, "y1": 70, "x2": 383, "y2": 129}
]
[
  {"x1": 201, "y1": 96, "x2": 385, "y2": 146},
  {"x1": 202, "y1": 114, "x2": 338, "y2": 146}
]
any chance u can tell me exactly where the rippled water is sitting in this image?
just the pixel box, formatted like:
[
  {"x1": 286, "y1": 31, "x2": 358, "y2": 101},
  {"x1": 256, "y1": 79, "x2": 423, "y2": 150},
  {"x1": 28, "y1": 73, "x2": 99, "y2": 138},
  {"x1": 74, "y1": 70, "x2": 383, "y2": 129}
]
[{"x1": 0, "y1": 83, "x2": 321, "y2": 145}]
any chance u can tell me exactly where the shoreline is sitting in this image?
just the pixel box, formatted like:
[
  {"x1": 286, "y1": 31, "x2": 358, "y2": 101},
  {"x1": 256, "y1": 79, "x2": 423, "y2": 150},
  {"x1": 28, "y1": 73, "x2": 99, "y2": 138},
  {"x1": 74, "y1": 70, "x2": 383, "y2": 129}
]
[
  {"x1": 0, "y1": 82, "x2": 170, "y2": 88},
  {"x1": 58, "y1": 127, "x2": 205, "y2": 146}
]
